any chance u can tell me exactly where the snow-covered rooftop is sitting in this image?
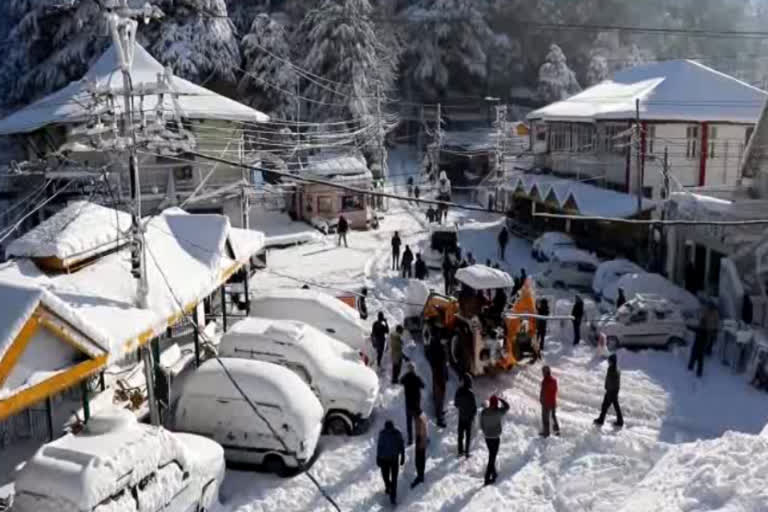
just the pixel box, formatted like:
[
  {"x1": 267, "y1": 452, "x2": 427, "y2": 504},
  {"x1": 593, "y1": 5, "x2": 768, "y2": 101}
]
[
  {"x1": 0, "y1": 205, "x2": 266, "y2": 395},
  {"x1": 528, "y1": 60, "x2": 767, "y2": 123},
  {"x1": 6, "y1": 201, "x2": 132, "y2": 264},
  {"x1": 505, "y1": 173, "x2": 656, "y2": 217},
  {"x1": 0, "y1": 42, "x2": 268, "y2": 135},
  {"x1": 304, "y1": 154, "x2": 372, "y2": 180},
  {"x1": 455, "y1": 264, "x2": 514, "y2": 289}
]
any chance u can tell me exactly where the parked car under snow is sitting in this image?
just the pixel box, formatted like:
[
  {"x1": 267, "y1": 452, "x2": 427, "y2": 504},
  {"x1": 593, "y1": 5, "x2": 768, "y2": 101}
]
[
  {"x1": 14, "y1": 409, "x2": 224, "y2": 512},
  {"x1": 590, "y1": 294, "x2": 690, "y2": 350},
  {"x1": 601, "y1": 272, "x2": 701, "y2": 326},
  {"x1": 592, "y1": 258, "x2": 645, "y2": 298},
  {"x1": 532, "y1": 232, "x2": 575, "y2": 261}
]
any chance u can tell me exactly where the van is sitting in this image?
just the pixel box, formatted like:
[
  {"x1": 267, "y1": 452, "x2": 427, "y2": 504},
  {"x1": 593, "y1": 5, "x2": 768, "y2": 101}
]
[
  {"x1": 249, "y1": 288, "x2": 373, "y2": 363},
  {"x1": 537, "y1": 248, "x2": 599, "y2": 290},
  {"x1": 219, "y1": 318, "x2": 379, "y2": 435},
  {"x1": 13, "y1": 409, "x2": 224, "y2": 512},
  {"x1": 174, "y1": 358, "x2": 324, "y2": 475}
]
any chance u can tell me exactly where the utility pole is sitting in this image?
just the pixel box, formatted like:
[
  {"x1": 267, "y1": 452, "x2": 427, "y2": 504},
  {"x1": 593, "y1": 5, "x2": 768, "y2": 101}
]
[
  {"x1": 105, "y1": 1, "x2": 163, "y2": 427},
  {"x1": 376, "y1": 82, "x2": 387, "y2": 182},
  {"x1": 432, "y1": 102, "x2": 443, "y2": 182},
  {"x1": 635, "y1": 98, "x2": 643, "y2": 215},
  {"x1": 494, "y1": 103, "x2": 507, "y2": 179}
]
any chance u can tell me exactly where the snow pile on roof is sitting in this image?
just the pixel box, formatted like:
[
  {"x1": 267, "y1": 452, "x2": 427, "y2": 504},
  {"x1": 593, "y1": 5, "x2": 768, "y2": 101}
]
[
  {"x1": 529, "y1": 60, "x2": 767, "y2": 123},
  {"x1": 505, "y1": 173, "x2": 656, "y2": 217},
  {"x1": 185, "y1": 358, "x2": 323, "y2": 438},
  {"x1": 593, "y1": 259, "x2": 645, "y2": 296},
  {"x1": 455, "y1": 264, "x2": 514, "y2": 289},
  {"x1": 552, "y1": 247, "x2": 599, "y2": 266},
  {"x1": 603, "y1": 272, "x2": 701, "y2": 320},
  {"x1": 620, "y1": 431, "x2": 768, "y2": 511},
  {"x1": 14, "y1": 410, "x2": 187, "y2": 511},
  {"x1": 0, "y1": 206, "x2": 265, "y2": 368},
  {"x1": 0, "y1": 42, "x2": 268, "y2": 136},
  {"x1": 6, "y1": 201, "x2": 131, "y2": 263},
  {"x1": 248, "y1": 210, "x2": 321, "y2": 247},
  {"x1": 304, "y1": 154, "x2": 371, "y2": 180}
]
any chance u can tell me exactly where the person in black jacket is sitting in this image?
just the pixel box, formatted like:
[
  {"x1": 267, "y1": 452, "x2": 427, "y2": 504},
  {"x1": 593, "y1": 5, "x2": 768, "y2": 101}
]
[
  {"x1": 454, "y1": 373, "x2": 477, "y2": 458},
  {"x1": 616, "y1": 288, "x2": 627, "y2": 310},
  {"x1": 442, "y1": 251, "x2": 454, "y2": 295},
  {"x1": 743, "y1": 293, "x2": 754, "y2": 326},
  {"x1": 401, "y1": 245, "x2": 414, "y2": 278},
  {"x1": 391, "y1": 231, "x2": 402, "y2": 271},
  {"x1": 593, "y1": 354, "x2": 623, "y2": 427},
  {"x1": 376, "y1": 420, "x2": 405, "y2": 505},
  {"x1": 414, "y1": 253, "x2": 428, "y2": 280},
  {"x1": 572, "y1": 295, "x2": 584, "y2": 345},
  {"x1": 400, "y1": 363, "x2": 425, "y2": 445},
  {"x1": 536, "y1": 298, "x2": 550, "y2": 352},
  {"x1": 337, "y1": 215, "x2": 349, "y2": 247},
  {"x1": 498, "y1": 226, "x2": 509, "y2": 260},
  {"x1": 371, "y1": 312, "x2": 390, "y2": 369},
  {"x1": 427, "y1": 338, "x2": 448, "y2": 428}
]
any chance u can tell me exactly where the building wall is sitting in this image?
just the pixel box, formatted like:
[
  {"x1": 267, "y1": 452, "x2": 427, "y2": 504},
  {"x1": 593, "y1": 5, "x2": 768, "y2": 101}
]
[{"x1": 298, "y1": 180, "x2": 371, "y2": 230}]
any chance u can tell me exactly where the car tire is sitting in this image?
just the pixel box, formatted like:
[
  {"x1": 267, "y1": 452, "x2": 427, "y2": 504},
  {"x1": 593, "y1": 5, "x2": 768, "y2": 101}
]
[
  {"x1": 606, "y1": 336, "x2": 620, "y2": 351},
  {"x1": 264, "y1": 454, "x2": 287, "y2": 476},
  {"x1": 666, "y1": 336, "x2": 686, "y2": 349},
  {"x1": 325, "y1": 415, "x2": 352, "y2": 436}
]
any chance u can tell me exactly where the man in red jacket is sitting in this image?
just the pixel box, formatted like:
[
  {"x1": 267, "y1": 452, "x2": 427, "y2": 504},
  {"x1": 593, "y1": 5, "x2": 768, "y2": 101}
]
[{"x1": 539, "y1": 365, "x2": 560, "y2": 437}]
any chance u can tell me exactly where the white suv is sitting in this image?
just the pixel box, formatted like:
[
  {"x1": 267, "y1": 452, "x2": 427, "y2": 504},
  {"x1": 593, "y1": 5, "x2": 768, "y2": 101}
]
[
  {"x1": 590, "y1": 294, "x2": 690, "y2": 350},
  {"x1": 13, "y1": 409, "x2": 224, "y2": 512},
  {"x1": 219, "y1": 317, "x2": 379, "y2": 435}
]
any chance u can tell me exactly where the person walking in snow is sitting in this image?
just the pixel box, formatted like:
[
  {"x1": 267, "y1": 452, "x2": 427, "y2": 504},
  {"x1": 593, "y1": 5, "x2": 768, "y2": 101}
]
[
  {"x1": 414, "y1": 253, "x2": 428, "y2": 280},
  {"x1": 702, "y1": 300, "x2": 720, "y2": 355},
  {"x1": 539, "y1": 365, "x2": 560, "y2": 437},
  {"x1": 443, "y1": 251, "x2": 455, "y2": 295},
  {"x1": 390, "y1": 325, "x2": 404, "y2": 385},
  {"x1": 414, "y1": 185, "x2": 421, "y2": 201},
  {"x1": 498, "y1": 226, "x2": 509, "y2": 261},
  {"x1": 400, "y1": 362, "x2": 425, "y2": 445},
  {"x1": 372, "y1": 312, "x2": 390, "y2": 369},
  {"x1": 377, "y1": 420, "x2": 405, "y2": 506},
  {"x1": 427, "y1": 337, "x2": 448, "y2": 428},
  {"x1": 688, "y1": 316, "x2": 708, "y2": 378},
  {"x1": 467, "y1": 252, "x2": 476, "y2": 266},
  {"x1": 407, "y1": 176, "x2": 414, "y2": 198},
  {"x1": 480, "y1": 395, "x2": 510, "y2": 485},
  {"x1": 454, "y1": 374, "x2": 477, "y2": 458},
  {"x1": 411, "y1": 407, "x2": 428, "y2": 488},
  {"x1": 572, "y1": 295, "x2": 584, "y2": 345},
  {"x1": 593, "y1": 354, "x2": 624, "y2": 428},
  {"x1": 616, "y1": 288, "x2": 627, "y2": 310},
  {"x1": 391, "y1": 231, "x2": 402, "y2": 271},
  {"x1": 401, "y1": 245, "x2": 414, "y2": 279},
  {"x1": 357, "y1": 287, "x2": 368, "y2": 320},
  {"x1": 337, "y1": 215, "x2": 349, "y2": 247},
  {"x1": 536, "y1": 298, "x2": 550, "y2": 353}
]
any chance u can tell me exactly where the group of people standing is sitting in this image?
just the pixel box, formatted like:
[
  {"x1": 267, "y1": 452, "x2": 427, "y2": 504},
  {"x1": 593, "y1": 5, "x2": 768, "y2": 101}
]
[{"x1": 391, "y1": 231, "x2": 428, "y2": 280}]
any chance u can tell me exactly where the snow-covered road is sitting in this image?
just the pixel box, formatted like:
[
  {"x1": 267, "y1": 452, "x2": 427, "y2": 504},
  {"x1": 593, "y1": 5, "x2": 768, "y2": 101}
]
[{"x1": 225, "y1": 203, "x2": 768, "y2": 512}]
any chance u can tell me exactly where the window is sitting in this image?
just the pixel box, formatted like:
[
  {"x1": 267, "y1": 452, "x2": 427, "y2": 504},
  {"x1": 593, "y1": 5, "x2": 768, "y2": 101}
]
[
  {"x1": 630, "y1": 309, "x2": 648, "y2": 324},
  {"x1": 341, "y1": 194, "x2": 364, "y2": 211},
  {"x1": 317, "y1": 196, "x2": 334, "y2": 214},
  {"x1": 602, "y1": 124, "x2": 626, "y2": 154},
  {"x1": 550, "y1": 124, "x2": 569, "y2": 152},
  {"x1": 174, "y1": 165, "x2": 193, "y2": 181},
  {"x1": 708, "y1": 126, "x2": 718, "y2": 158},
  {"x1": 575, "y1": 124, "x2": 595, "y2": 153},
  {"x1": 647, "y1": 125, "x2": 656, "y2": 154},
  {"x1": 686, "y1": 126, "x2": 699, "y2": 159}
]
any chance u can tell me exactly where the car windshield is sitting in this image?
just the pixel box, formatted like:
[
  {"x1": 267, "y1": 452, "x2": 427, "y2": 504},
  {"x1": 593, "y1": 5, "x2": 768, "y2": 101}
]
[{"x1": 431, "y1": 231, "x2": 457, "y2": 252}]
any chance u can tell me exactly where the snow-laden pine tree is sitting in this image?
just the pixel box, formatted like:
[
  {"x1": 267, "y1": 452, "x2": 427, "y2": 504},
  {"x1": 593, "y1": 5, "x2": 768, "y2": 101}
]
[
  {"x1": 238, "y1": 13, "x2": 297, "y2": 120},
  {"x1": 537, "y1": 44, "x2": 581, "y2": 103},
  {"x1": 295, "y1": 0, "x2": 397, "y2": 123},
  {"x1": 586, "y1": 55, "x2": 609, "y2": 86},
  {"x1": 147, "y1": 0, "x2": 240, "y2": 87},
  {"x1": 405, "y1": 0, "x2": 494, "y2": 99},
  {"x1": 0, "y1": 0, "x2": 109, "y2": 105}
]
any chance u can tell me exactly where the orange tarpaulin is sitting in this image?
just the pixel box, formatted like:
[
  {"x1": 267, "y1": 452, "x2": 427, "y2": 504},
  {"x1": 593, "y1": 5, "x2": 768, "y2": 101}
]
[{"x1": 502, "y1": 278, "x2": 538, "y2": 369}]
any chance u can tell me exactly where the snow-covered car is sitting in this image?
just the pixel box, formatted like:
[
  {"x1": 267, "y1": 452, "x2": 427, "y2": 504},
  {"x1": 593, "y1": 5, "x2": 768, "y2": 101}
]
[
  {"x1": 602, "y1": 272, "x2": 702, "y2": 326},
  {"x1": 219, "y1": 318, "x2": 379, "y2": 435},
  {"x1": 590, "y1": 294, "x2": 690, "y2": 350},
  {"x1": 532, "y1": 232, "x2": 575, "y2": 261},
  {"x1": 537, "y1": 247, "x2": 599, "y2": 290},
  {"x1": 14, "y1": 409, "x2": 224, "y2": 512},
  {"x1": 422, "y1": 224, "x2": 460, "y2": 269},
  {"x1": 592, "y1": 258, "x2": 645, "y2": 298},
  {"x1": 249, "y1": 288, "x2": 373, "y2": 364},
  {"x1": 174, "y1": 358, "x2": 324, "y2": 475}
]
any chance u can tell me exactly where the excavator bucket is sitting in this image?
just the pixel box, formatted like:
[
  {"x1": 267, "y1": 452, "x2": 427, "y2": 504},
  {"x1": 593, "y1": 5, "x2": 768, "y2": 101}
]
[{"x1": 501, "y1": 278, "x2": 538, "y2": 369}]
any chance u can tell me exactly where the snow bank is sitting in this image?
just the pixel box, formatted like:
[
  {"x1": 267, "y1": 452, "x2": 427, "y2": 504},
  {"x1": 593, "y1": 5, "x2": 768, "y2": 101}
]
[
  {"x1": 6, "y1": 201, "x2": 131, "y2": 263},
  {"x1": 620, "y1": 431, "x2": 768, "y2": 511}
]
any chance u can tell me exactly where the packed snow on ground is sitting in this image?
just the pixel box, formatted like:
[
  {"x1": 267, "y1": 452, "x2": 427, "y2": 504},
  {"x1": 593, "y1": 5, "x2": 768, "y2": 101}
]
[{"x1": 218, "y1": 199, "x2": 768, "y2": 511}]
